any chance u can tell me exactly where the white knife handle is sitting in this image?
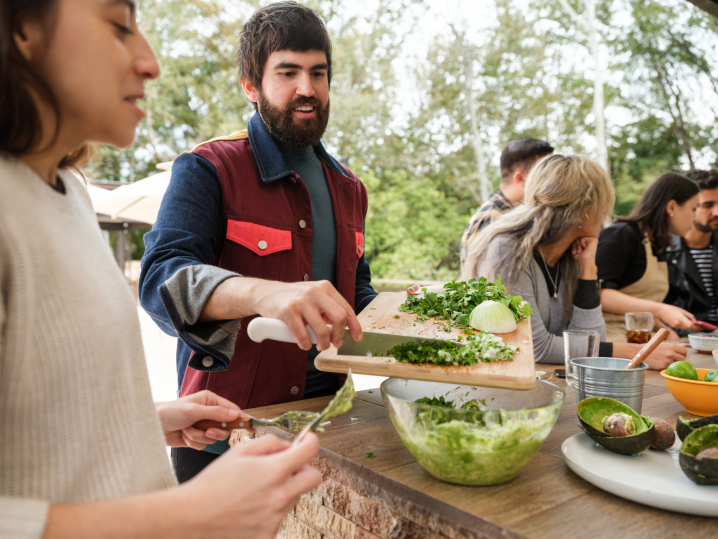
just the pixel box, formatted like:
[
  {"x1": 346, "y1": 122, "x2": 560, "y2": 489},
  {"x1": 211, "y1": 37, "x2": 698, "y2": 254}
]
[{"x1": 247, "y1": 317, "x2": 332, "y2": 345}]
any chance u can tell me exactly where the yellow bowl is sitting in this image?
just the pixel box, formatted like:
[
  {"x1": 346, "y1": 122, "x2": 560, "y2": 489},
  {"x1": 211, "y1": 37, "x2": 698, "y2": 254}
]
[{"x1": 660, "y1": 368, "x2": 718, "y2": 417}]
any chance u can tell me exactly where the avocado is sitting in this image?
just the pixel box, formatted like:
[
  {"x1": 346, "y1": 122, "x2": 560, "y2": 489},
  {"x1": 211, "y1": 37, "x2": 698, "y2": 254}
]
[
  {"x1": 676, "y1": 414, "x2": 718, "y2": 442},
  {"x1": 577, "y1": 397, "x2": 654, "y2": 455},
  {"x1": 679, "y1": 424, "x2": 718, "y2": 485}
]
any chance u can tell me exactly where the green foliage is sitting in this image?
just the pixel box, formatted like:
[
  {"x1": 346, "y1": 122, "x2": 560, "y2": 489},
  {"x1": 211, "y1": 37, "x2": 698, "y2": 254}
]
[
  {"x1": 86, "y1": 0, "x2": 718, "y2": 280},
  {"x1": 362, "y1": 169, "x2": 468, "y2": 280}
]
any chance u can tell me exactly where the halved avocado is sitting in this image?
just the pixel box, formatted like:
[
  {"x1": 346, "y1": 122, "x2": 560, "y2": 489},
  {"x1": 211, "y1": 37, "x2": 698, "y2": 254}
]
[
  {"x1": 577, "y1": 397, "x2": 654, "y2": 456},
  {"x1": 677, "y1": 414, "x2": 718, "y2": 442},
  {"x1": 679, "y1": 424, "x2": 718, "y2": 485}
]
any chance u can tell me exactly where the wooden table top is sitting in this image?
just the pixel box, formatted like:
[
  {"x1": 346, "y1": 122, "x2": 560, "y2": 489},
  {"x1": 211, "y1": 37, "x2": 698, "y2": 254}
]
[{"x1": 245, "y1": 349, "x2": 718, "y2": 538}]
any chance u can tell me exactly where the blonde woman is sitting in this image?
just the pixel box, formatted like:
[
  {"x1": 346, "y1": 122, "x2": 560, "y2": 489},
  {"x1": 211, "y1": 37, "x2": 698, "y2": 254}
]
[{"x1": 462, "y1": 154, "x2": 687, "y2": 370}]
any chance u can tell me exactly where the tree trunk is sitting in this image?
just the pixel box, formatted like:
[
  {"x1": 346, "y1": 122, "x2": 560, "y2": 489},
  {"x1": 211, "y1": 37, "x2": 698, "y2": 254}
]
[
  {"x1": 454, "y1": 30, "x2": 490, "y2": 202},
  {"x1": 586, "y1": 0, "x2": 608, "y2": 172}
]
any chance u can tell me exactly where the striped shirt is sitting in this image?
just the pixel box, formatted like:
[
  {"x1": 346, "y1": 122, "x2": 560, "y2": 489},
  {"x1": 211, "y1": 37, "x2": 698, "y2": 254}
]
[{"x1": 688, "y1": 245, "x2": 718, "y2": 322}]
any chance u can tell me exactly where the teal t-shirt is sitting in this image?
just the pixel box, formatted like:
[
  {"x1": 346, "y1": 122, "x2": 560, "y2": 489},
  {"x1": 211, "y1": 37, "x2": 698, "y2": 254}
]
[{"x1": 277, "y1": 140, "x2": 338, "y2": 395}]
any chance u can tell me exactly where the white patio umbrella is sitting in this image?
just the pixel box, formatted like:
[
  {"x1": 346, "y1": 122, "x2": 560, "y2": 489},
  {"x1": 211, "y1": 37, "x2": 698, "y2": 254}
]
[{"x1": 93, "y1": 170, "x2": 172, "y2": 225}]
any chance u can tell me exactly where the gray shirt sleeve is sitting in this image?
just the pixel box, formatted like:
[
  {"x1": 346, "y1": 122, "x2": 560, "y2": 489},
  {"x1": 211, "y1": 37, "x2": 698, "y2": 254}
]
[
  {"x1": 477, "y1": 238, "x2": 606, "y2": 364},
  {"x1": 162, "y1": 265, "x2": 243, "y2": 360}
]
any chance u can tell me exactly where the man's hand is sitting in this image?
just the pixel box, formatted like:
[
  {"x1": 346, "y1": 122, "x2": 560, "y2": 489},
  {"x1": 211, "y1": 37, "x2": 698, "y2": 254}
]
[
  {"x1": 182, "y1": 433, "x2": 322, "y2": 539},
  {"x1": 200, "y1": 277, "x2": 363, "y2": 352},
  {"x1": 249, "y1": 280, "x2": 363, "y2": 351},
  {"x1": 156, "y1": 391, "x2": 248, "y2": 449}
]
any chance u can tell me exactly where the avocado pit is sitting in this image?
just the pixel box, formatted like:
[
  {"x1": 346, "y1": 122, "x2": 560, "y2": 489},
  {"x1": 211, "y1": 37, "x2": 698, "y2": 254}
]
[{"x1": 603, "y1": 413, "x2": 635, "y2": 437}]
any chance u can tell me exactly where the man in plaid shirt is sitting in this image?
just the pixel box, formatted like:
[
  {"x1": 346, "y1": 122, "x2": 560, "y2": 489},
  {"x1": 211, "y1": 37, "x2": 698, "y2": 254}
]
[{"x1": 460, "y1": 138, "x2": 554, "y2": 272}]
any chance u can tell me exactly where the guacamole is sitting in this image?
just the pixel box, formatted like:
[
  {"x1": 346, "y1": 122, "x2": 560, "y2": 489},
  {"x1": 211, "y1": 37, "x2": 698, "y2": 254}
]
[{"x1": 389, "y1": 396, "x2": 561, "y2": 486}]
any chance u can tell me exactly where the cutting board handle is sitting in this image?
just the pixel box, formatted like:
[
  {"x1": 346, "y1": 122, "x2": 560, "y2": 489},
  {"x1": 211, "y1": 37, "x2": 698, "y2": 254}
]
[{"x1": 248, "y1": 317, "x2": 328, "y2": 344}]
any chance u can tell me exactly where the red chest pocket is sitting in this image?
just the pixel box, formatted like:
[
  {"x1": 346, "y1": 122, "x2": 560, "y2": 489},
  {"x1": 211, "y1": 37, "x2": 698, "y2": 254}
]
[
  {"x1": 226, "y1": 220, "x2": 292, "y2": 256},
  {"x1": 356, "y1": 231, "x2": 365, "y2": 258}
]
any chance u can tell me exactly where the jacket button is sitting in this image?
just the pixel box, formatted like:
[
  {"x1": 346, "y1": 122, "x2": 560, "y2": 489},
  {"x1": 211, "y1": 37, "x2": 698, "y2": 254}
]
[
  {"x1": 290, "y1": 386, "x2": 299, "y2": 396},
  {"x1": 299, "y1": 220, "x2": 306, "y2": 229},
  {"x1": 202, "y1": 357, "x2": 214, "y2": 368},
  {"x1": 303, "y1": 274, "x2": 309, "y2": 281},
  {"x1": 290, "y1": 176, "x2": 297, "y2": 183},
  {"x1": 258, "y1": 240, "x2": 267, "y2": 250},
  {"x1": 672, "y1": 259, "x2": 677, "y2": 264}
]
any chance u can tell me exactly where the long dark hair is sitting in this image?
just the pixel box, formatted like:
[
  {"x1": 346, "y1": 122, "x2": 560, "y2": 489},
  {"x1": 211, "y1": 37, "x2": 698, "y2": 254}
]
[
  {"x1": 0, "y1": 0, "x2": 91, "y2": 167},
  {"x1": 619, "y1": 173, "x2": 699, "y2": 249}
]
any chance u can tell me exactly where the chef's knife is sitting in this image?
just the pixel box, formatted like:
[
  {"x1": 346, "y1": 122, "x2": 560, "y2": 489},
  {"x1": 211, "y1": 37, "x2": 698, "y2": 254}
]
[{"x1": 246, "y1": 317, "x2": 463, "y2": 356}]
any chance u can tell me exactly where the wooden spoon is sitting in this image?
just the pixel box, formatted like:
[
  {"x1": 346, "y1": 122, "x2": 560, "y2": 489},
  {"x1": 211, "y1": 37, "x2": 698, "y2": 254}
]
[{"x1": 624, "y1": 328, "x2": 669, "y2": 369}]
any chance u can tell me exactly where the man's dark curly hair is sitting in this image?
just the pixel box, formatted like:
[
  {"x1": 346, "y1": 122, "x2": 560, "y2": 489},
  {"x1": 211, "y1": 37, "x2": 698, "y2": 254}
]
[
  {"x1": 685, "y1": 169, "x2": 718, "y2": 191},
  {"x1": 237, "y1": 1, "x2": 332, "y2": 109}
]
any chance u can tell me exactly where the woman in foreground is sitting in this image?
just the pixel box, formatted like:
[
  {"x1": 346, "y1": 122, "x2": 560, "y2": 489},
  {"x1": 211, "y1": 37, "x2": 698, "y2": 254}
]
[
  {"x1": 461, "y1": 154, "x2": 687, "y2": 370},
  {"x1": 0, "y1": 1, "x2": 320, "y2": 538},
  {"x1": 597, "y1": 174, "x2": 702, "y2": 342}
]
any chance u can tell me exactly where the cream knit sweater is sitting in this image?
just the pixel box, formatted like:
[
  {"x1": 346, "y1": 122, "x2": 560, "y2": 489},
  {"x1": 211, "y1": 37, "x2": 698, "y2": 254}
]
[{"x1": 0, "y1": 157, "x2": 176, "y2": 539}]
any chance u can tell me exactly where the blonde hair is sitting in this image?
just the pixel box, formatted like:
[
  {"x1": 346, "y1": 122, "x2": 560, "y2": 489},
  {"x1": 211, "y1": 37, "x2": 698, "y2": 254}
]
[{"x1": 461, "y1": 154, "x2": 615, "y2": 300}]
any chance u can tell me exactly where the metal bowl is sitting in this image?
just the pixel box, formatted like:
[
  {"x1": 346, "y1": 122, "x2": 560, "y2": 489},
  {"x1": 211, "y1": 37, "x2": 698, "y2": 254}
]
[{"x1": 380, "y1": 379, "x2": 564, "y2": 486}]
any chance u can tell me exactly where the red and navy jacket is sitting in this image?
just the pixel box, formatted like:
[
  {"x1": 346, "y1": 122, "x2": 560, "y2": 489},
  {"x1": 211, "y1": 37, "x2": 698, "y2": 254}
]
[{"x1": 139, "y1": 113, "x2": 376, "y2": 410}]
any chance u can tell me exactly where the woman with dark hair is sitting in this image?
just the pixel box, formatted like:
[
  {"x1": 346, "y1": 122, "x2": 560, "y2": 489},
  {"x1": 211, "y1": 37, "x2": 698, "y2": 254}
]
[
  {"x1": 0, "y1": 0, "x2": 325, "y2": 537},
  {"x1": 598, "y1": 173, "x2": 702, "y2": 342}
]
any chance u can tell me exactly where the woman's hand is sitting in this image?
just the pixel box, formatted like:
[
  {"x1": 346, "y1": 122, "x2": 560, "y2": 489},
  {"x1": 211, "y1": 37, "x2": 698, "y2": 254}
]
[
  {"x1": 656, "y1": 304, "x2": 702, "y2": 332},
  {"x1": 614, "y1": 342, "x2": 687, "y2": 371},
  {"x1": 182, "y1": 433, "x2": 322, "y2": 539},
  {"x1": 571, "y1": 237, "x2": 598, "y2": 280},
  {"x1": 155, "y1": 390, "x2": 247, "y2": 449}
]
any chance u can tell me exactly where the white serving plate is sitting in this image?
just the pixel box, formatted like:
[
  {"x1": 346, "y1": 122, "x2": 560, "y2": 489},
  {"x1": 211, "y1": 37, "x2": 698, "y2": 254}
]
[{"x1": 562, "y1": 433, "x2": 718, "y2": 517}]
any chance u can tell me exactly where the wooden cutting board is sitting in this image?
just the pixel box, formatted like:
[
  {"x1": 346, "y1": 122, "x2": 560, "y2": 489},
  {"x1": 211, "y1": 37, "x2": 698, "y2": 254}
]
[{"x1": 315, "y1": 292, "x2": 536, "y2": 390}]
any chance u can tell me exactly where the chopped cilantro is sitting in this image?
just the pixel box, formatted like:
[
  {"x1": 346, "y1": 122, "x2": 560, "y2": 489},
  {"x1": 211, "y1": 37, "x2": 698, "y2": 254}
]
[
  {"x1": 398, "y1": 277, "x2": 532, "y2": 329},
  {"x1": 387, "y1": 333, "x2": 517, "y2": 366},
  {"x1": 364, "y1": 452, "x2": 376, "y2": 459},
  {"x1": 393, "y1": 314, "x2": 400, "y2": 319}
]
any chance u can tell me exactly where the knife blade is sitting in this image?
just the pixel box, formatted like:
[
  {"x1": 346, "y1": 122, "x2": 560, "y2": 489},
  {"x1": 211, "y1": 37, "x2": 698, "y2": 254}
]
[
  {"x1": 246, "y1": 317, "x2": 463, "y2": 357},
  {"x1": 336, "y1": 329, "x2": 464, "y2": 357}
]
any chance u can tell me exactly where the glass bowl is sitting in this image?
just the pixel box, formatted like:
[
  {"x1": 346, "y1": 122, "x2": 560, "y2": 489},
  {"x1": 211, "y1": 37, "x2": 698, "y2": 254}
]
[{"x1": 380, "y1": 379, "x2": 564, "y2": 486}]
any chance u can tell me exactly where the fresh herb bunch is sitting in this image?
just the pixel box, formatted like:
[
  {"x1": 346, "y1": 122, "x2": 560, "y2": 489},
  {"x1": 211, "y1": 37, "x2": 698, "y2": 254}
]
[
  {"x1": 399, "y1": 277, "x2": 532, "y2": 329},
  {"x1": 388, "y1": 333, "x2": 518, "y2": 366}
]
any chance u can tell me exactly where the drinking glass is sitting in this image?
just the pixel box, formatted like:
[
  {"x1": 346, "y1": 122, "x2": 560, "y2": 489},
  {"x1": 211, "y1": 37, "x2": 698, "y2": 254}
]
[
  {"x1": 563, "y1": 330, "x2": 600, "y2": 388},
  {"x1": 625, "y1": 312, "x2": 653, "y2": 344}
]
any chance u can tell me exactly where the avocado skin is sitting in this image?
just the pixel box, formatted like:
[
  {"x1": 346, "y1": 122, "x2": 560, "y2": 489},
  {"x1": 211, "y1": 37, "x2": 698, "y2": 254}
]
[
  {"x1": 676, "y1": 414, "x2": 718, "y2": 442},
  {"x1": 679, "y1": 424, "x2": 718, "y2": 485},
  {"x1": 577, "y1": 397, "x2": 654, "y2": 456}
]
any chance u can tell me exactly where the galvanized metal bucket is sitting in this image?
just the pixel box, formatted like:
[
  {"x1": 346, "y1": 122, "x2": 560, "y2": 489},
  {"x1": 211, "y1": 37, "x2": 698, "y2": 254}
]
[{"x1": 570, "y1": 357, "x2": 648, "y2": 413}]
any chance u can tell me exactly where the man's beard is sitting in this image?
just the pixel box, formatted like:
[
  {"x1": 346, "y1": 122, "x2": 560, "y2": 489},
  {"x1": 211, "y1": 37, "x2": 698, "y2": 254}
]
[
  {"x1": 258, "y1": 93, "x2": 330, "y2": 148},
  {"x1": 693, "y1": 220, "x2": 718, "y2": 233}
]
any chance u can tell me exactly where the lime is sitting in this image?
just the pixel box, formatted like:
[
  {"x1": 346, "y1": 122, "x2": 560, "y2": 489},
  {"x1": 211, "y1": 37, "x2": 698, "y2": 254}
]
[
  {"x1": 666, "y1": 361, "x2": 699, "y2": 381},
  {"x1": 705, "y1": 369, "x2": 718, "y2": 383}
]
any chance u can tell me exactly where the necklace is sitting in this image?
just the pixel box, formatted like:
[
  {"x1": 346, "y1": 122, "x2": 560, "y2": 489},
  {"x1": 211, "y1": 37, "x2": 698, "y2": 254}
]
[{"x1": 538, "y1": 246, "x2": 560, "y2": 299}]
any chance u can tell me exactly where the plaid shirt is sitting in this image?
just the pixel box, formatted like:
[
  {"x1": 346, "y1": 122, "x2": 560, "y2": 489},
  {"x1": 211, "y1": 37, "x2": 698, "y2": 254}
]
[{"x1": 460, "y1": 190, "x2": 515, "y2": 270}]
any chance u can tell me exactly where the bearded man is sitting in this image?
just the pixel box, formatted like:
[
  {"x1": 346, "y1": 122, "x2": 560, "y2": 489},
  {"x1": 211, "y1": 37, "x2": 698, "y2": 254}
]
[
  {"x1": 664, "y1": 169, "x2": 718, "y2": 327},
  {"x1": 139, "y1": 1, "x2": 376, "y2": 481}
]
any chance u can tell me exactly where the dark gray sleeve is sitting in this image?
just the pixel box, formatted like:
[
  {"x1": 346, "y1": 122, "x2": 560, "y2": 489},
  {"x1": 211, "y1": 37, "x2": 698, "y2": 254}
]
[
  {"x1": 574, "y1": 279, "x2": 601, "y2": 309},
  {"x1": 598, "y1": 342, "x2": 613, "y2": 357},
  {"x1": 162, "y1": 265, "x2": 242, "y2": 360}
]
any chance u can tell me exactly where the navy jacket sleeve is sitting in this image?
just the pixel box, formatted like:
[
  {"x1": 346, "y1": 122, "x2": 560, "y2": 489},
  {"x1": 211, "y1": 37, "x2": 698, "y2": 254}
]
[{"x1": 139, "y1": 152, "x2": 239, "y2": 372}]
